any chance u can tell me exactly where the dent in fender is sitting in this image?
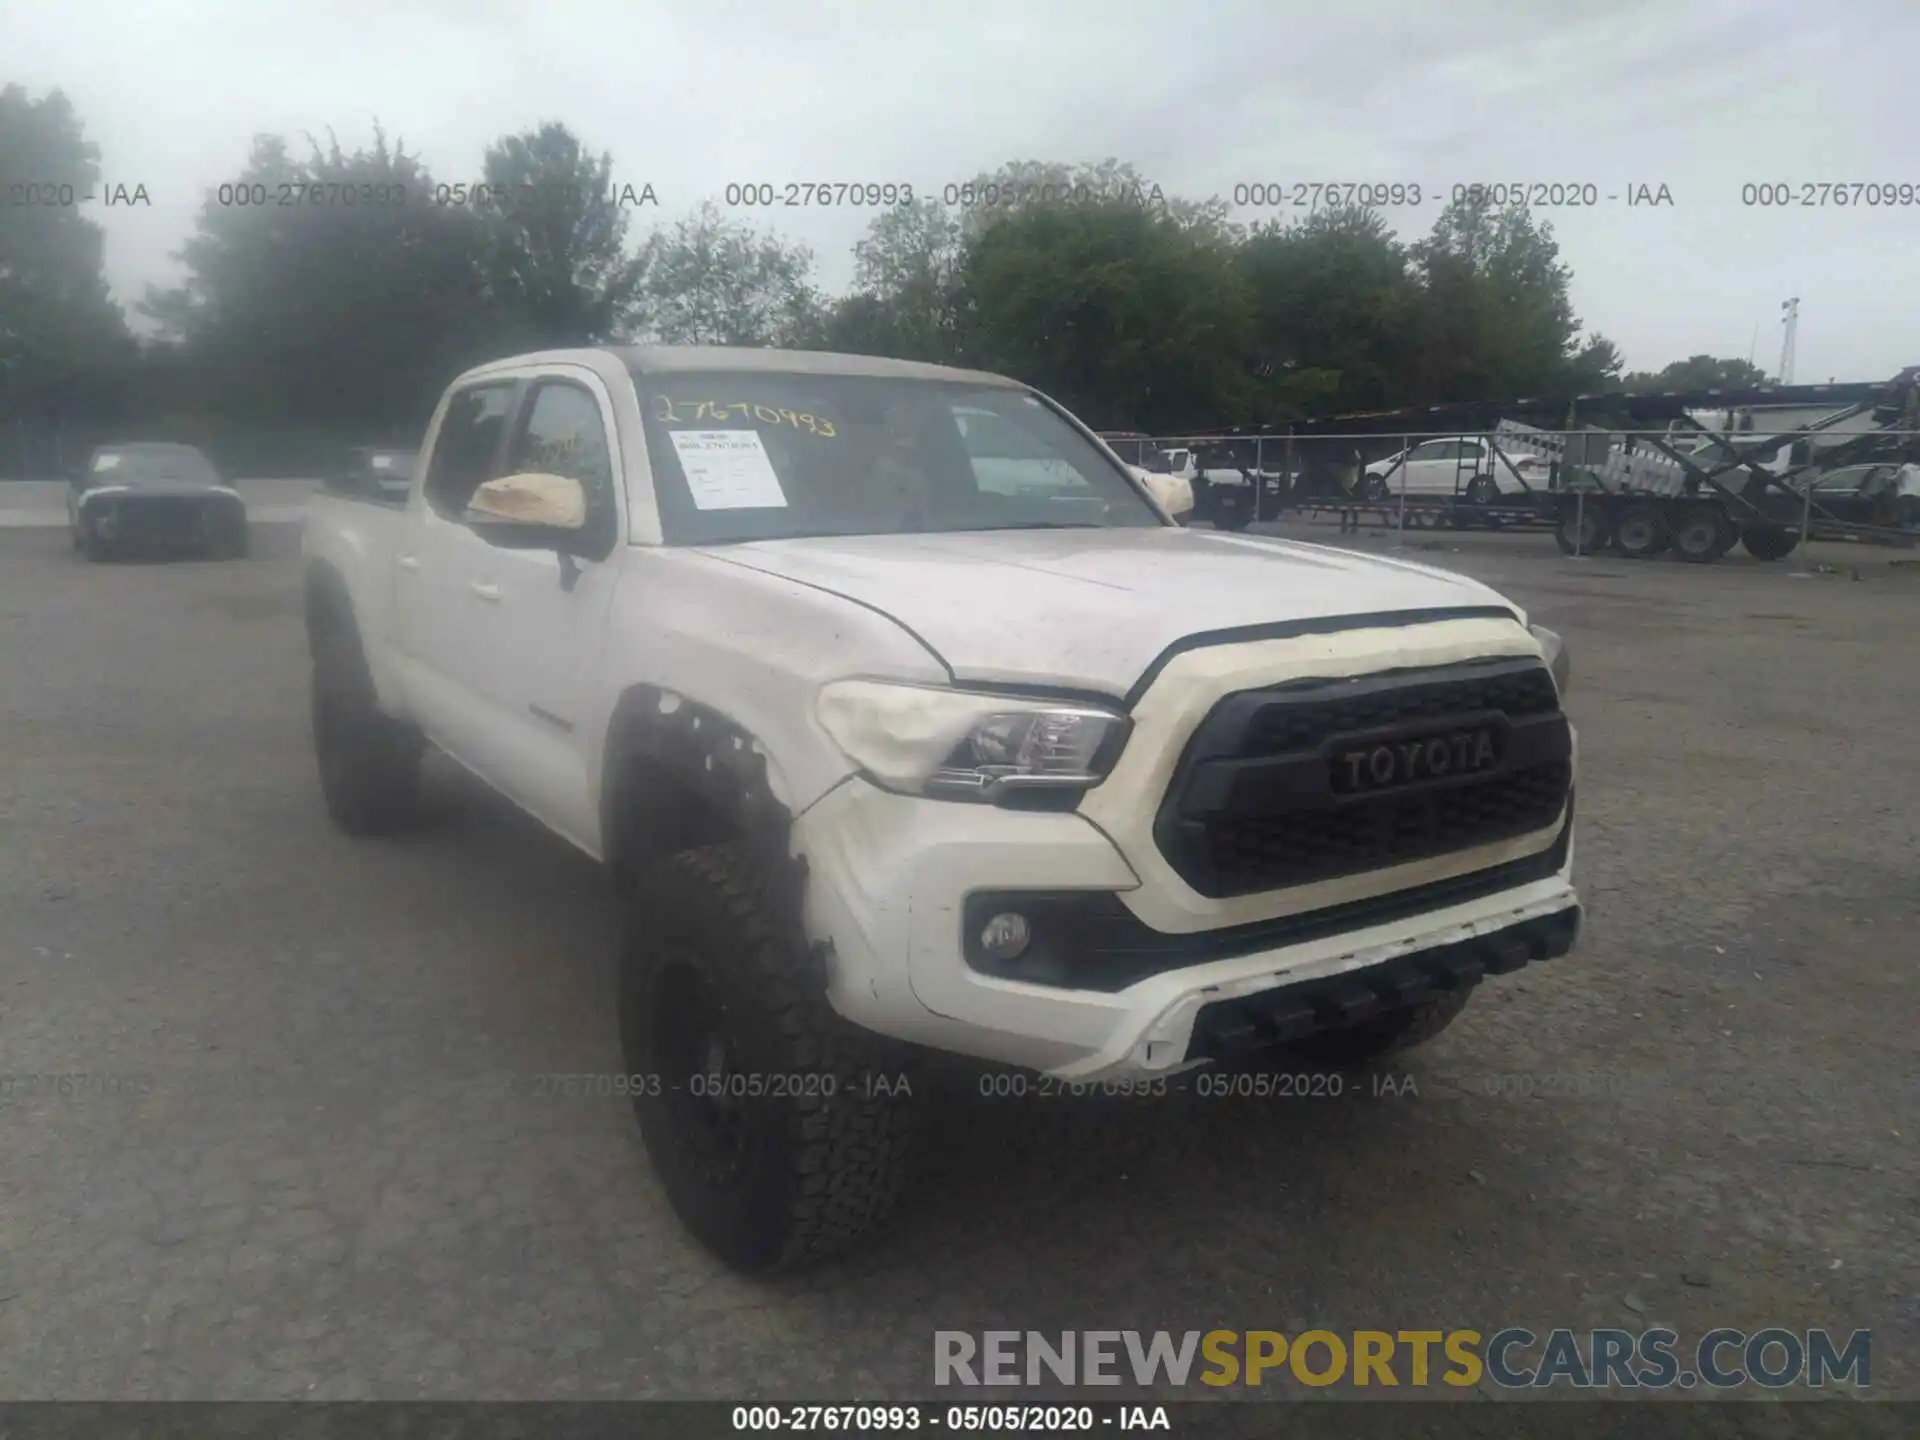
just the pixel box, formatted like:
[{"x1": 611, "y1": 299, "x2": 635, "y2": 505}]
[{"x1": 601, "y1": 684, "x2": 819, "y2": 972}]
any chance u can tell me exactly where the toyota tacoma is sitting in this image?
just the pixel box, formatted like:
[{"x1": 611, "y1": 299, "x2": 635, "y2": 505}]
[{"x1": 303, "y1": 346, "x2": 1580, "y2": 1272}]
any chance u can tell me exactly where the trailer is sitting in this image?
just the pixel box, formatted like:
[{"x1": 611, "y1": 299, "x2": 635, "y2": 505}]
[
  {"x1": 1540, "y1": 379, "x2": 1920, "y2": 562},
  {"x1": 1136, "y1": 368, "x2": 1920, "y2": 559}
]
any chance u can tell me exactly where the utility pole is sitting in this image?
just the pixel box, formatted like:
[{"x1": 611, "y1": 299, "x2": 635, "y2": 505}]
[{"x1": 1778, "y1": 297, "x2": 1800, "y2": 385}]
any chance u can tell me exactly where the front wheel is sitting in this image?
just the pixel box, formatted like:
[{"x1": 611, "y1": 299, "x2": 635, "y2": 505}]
[
  {"x1": 1362, "y1": 474, "x2": 1391, "y2": 502},
  {"x1": 1553, "y1": 499, "x2": 1611, "y2": 555},
  {"x1": 1285, "y1": 986, "x2": 1477, "y2": 1066},
  {"x1": 621, "y1": 842, "x2": 916, "y2": 1273},
  {"x1": 1894, "y1": 495, "x2": 1920, "y2": 531},
  {"x1": 1213, "y1": 508, "x2": 1253, "y2": 532}
]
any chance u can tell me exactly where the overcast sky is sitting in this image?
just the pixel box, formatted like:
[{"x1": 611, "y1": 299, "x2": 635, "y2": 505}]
[{"x1": 6, "y1": 0, "x2": 1917, "y2": 381}]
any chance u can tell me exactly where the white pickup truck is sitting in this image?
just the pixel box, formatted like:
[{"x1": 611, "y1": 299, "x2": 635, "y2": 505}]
[{"x1": 304, "y1": 346, "x2": 1581, "y2": 1272}]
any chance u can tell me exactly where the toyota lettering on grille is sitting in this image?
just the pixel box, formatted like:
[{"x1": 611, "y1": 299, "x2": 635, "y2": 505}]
[{"x1": 1333, "y1": 727, "x2": 1500, "y2": 794}]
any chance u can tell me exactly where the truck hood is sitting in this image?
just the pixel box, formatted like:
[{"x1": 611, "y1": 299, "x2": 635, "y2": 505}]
[{"x1": 693, "y1": 527, "x2": 1519, "y2": 696}]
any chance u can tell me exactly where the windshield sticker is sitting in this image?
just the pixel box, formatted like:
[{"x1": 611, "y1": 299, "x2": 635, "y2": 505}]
[
  {"x1": 654, "y1": 396, "x2": 836, "y2": 437},
  {"x1": 669, "y1": 430, "x2": 790, "y2": 511},
  {"x1": 370, "y1": 454, "x2": 394, "y2": 471},
  {"x1": 92, "y1": 453, "x2": 121, "y2": 471}
]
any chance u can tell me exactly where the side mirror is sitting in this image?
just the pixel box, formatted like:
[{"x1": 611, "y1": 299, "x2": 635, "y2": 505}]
[
  {"x1": 464, "y1": 471, "x2": 589, "y2": 549},
  {"x1": 1134, "y1": 466, "x2": 1194, "y2": 519}
]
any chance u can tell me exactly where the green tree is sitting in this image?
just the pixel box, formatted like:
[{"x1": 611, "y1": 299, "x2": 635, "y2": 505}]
[
  {"x1": 1565, "y1": 334, "x2": 1626, "y2": 392},
  {"x1": 142, "y1": 126, "x2": 495, "y2": 460},
  {"x1": 1407, "y1": 192, "x2": 1612, "y2": 402},
  {"x1": 1236, "y1": 206, "x2": 1417, "y2": 415},
  {"x1": 955, "y1": 195, "x2": 1254, "y2": 430},
  {"x1": 642, "y1": 201, "x2": 822, "y2": 346},
  {"x1": 477, "y1": 122, "x2": 654, "y2": 349},
  {"x1": 1621, "y1": 354, "x2": 1772, "y2": 391},
  {"x1": 825, "y1": 198, "x2": 965, "y2": 361},
  {"x1": 0, "y1": 85, "x2": 135, "y2": 465}
]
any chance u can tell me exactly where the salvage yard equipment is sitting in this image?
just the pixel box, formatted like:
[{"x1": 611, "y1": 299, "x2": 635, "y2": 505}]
[{"x1": 1135, "y1": 367, "x2": 1920, "y2": 561}]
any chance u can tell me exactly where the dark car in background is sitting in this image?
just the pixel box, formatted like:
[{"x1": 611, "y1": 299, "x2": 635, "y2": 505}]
[
  {"x1": 66, "y1": 443, "x2": 249, "y2": 561},
  {"x1": 325, "y1": 447, "x2": 418, "y2": 504}
]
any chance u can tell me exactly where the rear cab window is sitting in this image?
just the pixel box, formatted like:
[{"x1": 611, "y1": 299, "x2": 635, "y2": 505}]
[{"x1": 422, "y1": 383, "x2": 518, "y2": 519}]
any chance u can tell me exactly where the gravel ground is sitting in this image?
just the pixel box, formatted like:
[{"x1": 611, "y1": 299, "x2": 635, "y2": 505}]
[{"x1": 0, "y1": 516, "x2": 1915, "y2": 1408}]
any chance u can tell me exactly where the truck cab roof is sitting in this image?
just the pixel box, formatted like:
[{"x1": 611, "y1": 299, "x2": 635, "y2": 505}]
[{"x1": 456, "y1": 344, "x2": 1023, "y2": 390}]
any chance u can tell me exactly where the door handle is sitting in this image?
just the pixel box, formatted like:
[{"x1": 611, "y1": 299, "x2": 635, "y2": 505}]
[
  {"x1": 396, "y1": 554, "x2": 421, "y2": 571},
  {"x1": 469, "y1": 581, "x2": 502, "y2": 602}
]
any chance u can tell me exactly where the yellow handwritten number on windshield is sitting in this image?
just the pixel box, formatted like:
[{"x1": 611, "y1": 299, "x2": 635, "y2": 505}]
[{"x1": 653, "y1": 396, "x2": 836, "y2": 437}]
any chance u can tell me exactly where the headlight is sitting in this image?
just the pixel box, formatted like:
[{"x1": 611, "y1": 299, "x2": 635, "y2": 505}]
[
  {"x1": 1529, "y1": 624, "x2": 1571, "y2": 696},
  {"x1": 815, "y1": 680, "x2": 1130, "y2": 803}
]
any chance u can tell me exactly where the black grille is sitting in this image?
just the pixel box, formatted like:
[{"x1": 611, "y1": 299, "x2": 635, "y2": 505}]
[
  {"x1": 102, "y1": 497, "x2": 218, "y2": 544},
  {"x1": 1244, "y1": 665, "x2": 1560, "y2": 754},
  {"x1": 1156, "y1": 658, "x2": 1572, "y2": 898}
]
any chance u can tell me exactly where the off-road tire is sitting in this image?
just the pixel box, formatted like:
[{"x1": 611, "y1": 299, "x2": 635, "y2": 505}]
[
  {"x1": 1553, "y1": 500, "x2": 1611, "y2": 555},
  {"x1": 1672, "y1": 504, "x2": 1735, "y2": 563},
  {"x1": 310, "y1": 634, "x2": 423, "y2": 836},
  {"x1": 621, "y1": 842, "x2": 916, "y2": 1273},
  {"x1": 1740, "y1": 525, "x2": 1800, "y2": 562},
  {"x1": 1284, "y1": 985, "x2": 1477, "y2": 1066},
  {"x1": 1611, "y1": 502, "x2": 1671, "y2": 559}
]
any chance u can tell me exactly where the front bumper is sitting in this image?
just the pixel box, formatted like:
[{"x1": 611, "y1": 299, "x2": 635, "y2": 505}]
[
  {"x1": 80, "y1": 491, "x2": 245, "y2": 549},
  {"x1": 794, "y1": 776, "x2": 1578, "y2": 1081}
]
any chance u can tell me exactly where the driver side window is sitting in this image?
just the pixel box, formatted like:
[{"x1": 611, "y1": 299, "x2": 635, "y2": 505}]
[{"x1": 504, "y1": 380, "x2": 620, "y2": 560}]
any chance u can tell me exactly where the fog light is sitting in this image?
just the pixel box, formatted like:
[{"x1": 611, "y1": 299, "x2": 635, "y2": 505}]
[{"x1": 979, "y1": 912, "x2": 1031, "y2": 960}]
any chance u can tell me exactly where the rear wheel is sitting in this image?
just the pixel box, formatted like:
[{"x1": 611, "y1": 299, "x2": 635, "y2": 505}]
[
  {"x1": 1612, "y1": 502, "x2": 1671, "y2": 559},
  {"x1": 621, "y1": 842, "x2": 916, "y2": 1273},
  {"x1": 1672, "y1": 504, "x2": 1735, "y2": 563},
  {"x1": 1740, "y1": 525, "x2": 1801, "y2": 562},
  {"x1": 1285, "y1": 986, "x2": 1477, "y2": 1066},
  {"x1": 311, "y1": 636, "x2": 423, "y2": 835}
]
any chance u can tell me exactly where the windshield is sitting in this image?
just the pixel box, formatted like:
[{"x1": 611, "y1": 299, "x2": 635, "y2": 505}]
[
  {"x1": 633, "y1": 371, "x2": 1165, "y2": 544},
  {"x1": 89, "y1": 444, "x2": 222, "y2": 486}
]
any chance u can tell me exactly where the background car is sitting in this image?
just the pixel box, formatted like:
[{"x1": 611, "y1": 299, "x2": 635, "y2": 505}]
[
  {"x1": 1802, "y1": 460, "x2": 1920, "y2": 528},
  {"x1": 67, "y1": 442, "x2": 249, "y2": 561},
  {"x1": 1364, "y1": 437, "x2": 1552, "y2": 503},
  {"x1": 329, "y1": 446, "x2": 420, "y2": 504}
]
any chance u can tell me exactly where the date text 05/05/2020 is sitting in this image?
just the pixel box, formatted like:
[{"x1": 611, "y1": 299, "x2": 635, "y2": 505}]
[{"x1": 1228, "y1": 181, "x2": 1676, "y2": 208}]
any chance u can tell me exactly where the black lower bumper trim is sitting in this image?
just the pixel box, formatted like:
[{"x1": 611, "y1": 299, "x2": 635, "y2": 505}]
[
  {"x1": 1185, "y1": 905, "x2": 1581, "y2": 1065},
  {"x1": 962, "y1": 795, "x2": 1572, "y2": 993}
]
